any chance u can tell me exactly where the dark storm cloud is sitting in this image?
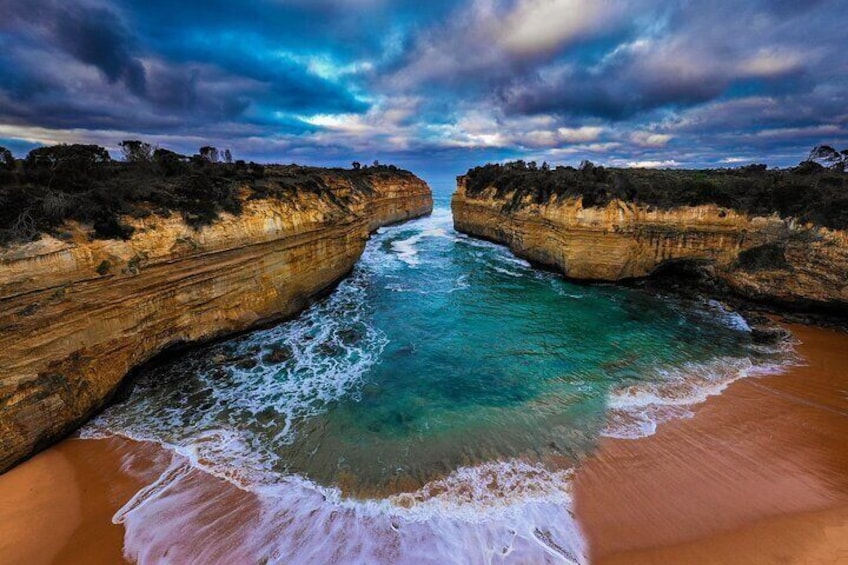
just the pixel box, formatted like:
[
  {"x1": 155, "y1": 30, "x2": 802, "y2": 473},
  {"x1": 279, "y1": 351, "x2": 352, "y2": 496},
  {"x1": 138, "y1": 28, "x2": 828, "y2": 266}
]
[
  {"x1": 498, "y1": 55, "x2": 810, "y2": 120},
  {"x1": 118, "y1": 0, "x2": 457, "y2": 59},
  {"x1": 2, "y1": 0, "x2": 146, "y2": 95},
  {"x1": 50, "y1": 3, "x2": 147, "y2": 95},
  {"x1": 0, "y1": 0, "x2": 845, "y2": 180},
  {"x1": 405, "y1": 0, "x2": 836, "y2": 122},
  {"x1": 0, "y1": 0, "x2": 374, "y2": 139},
  {"x1": 374, "y1": 0, "x2": 847, "y2": 172}
]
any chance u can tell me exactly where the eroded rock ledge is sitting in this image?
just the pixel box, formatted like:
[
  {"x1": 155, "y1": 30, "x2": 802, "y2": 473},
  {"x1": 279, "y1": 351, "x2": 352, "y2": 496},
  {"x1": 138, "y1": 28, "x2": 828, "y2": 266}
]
[
  {"x1": 452, "y1": 176, "x2": 848, "y2": 313},
  {"x1": 0, "y1": 174, "x2": 432, "y2": 472}
]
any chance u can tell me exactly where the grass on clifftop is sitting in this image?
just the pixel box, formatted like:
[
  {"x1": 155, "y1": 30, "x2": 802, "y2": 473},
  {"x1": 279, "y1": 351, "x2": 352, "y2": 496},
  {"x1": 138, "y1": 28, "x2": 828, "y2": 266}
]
[
  {"x1": 0, "y1": 142, "x2": 416, "y2": 244},
  {"x1": 464, "y1": 156, "x2": 848, "y2": 230}
]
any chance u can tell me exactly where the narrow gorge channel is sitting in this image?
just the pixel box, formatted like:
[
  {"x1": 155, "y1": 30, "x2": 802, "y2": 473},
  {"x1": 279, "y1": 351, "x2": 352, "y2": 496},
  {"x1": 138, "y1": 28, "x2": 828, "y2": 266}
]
[{"x1": 70, "y1": 197, "x2": 796, "y2": 564}]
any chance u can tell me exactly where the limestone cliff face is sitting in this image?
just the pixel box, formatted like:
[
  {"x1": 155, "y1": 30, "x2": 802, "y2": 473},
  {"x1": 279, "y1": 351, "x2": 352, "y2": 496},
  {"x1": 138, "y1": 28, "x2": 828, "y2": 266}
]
[
  {"x1": 365, "y1": 175, "x2": 434, "y2": 232},
  {"x1": 0, "y1": 174, "x2": 432, "y2": 472},
  {"x1": 452, "y1": 176, "x2": 848, "y2": 311}
]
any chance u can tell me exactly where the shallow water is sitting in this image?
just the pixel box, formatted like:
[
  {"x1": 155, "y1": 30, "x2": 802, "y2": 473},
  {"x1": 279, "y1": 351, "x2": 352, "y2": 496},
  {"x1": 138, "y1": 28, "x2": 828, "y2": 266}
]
[{"x1": 83, "y1": 199, "x2": 788, "y2": 564}]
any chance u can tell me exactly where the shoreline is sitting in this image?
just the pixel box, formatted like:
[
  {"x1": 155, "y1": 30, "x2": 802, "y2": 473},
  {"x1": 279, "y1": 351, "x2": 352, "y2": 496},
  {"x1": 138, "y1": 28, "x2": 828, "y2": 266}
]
[
  {"x1": 0, "y1": 437, "x2": 145, "y2": 565},
  {"x1": 576, "y1": 322, "x2": 848, "y2": 563},
  {"x1": 1, "y1": 322, "x2": 847, "y2": 563}
]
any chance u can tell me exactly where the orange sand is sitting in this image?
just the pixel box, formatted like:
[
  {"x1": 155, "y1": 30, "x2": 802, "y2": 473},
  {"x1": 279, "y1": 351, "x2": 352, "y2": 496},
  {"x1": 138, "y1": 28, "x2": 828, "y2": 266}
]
[
  {"x1": 0, "y1": 437, "x2": 157, "y2": 565},
  {"x1": 1, "y1": 323, "x2": 847, "y2": 564},
  {"x1": 576, "y1": 323, "x2": 848, "y2": 564}
]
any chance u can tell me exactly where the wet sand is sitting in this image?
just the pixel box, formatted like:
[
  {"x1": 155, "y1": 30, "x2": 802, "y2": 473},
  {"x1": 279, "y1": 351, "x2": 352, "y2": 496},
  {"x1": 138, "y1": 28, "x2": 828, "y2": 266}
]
[
  {"x1": 1, "y1": 322, "x2": 847, "y2": 564},
  {"x1": 0, "y1": 437, "x2": 157, "y2": 565},
  {"x1": 576, "y1": 323, "x2": 848, "y2": 563}
]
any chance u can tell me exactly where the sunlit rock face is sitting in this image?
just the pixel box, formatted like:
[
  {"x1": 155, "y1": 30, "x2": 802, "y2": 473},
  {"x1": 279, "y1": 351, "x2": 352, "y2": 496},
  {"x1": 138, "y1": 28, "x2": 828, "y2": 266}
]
[
  {"x1": 452, "y1": 176, "x2": 848, "y2": 311},
  {"x1": 0, "y1": 173, "x2": 432, "y2": 472}
]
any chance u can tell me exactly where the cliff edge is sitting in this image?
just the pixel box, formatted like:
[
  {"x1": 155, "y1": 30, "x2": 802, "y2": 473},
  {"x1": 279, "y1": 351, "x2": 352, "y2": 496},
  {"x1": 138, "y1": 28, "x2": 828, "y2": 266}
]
[
  {"x1": 452, "y1": 174, "x2": 848, "y2": 314},
  {"x1": 0, "y1": 171, "x2": 432, "y2": 472}
]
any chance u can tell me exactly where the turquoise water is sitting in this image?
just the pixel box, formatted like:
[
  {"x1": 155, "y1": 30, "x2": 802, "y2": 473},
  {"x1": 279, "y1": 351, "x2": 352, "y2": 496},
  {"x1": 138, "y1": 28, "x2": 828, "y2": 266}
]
[{"x1": 84, "y1": 200, "x2": 784, "y2": 563}]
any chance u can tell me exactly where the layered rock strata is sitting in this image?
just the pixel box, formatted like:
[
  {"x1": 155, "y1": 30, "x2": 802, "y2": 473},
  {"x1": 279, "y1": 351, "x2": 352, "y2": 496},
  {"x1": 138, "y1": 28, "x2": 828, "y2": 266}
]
[
  {"x1": 0, "y1": 174, "x2": 432, "y2": 472},
  {"x1": 452, "y1": 176, "x2": 848, "y2": 312}
]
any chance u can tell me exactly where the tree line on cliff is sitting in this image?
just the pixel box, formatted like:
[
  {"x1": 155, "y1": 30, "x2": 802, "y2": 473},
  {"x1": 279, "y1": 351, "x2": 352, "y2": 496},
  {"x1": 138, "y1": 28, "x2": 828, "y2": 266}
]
[
  {"x1": 463, "y1": 147, "x2": 848, "y2": 230},
  {"x1": 0, "y1": 142, "x2": 413, "y2": 244}
]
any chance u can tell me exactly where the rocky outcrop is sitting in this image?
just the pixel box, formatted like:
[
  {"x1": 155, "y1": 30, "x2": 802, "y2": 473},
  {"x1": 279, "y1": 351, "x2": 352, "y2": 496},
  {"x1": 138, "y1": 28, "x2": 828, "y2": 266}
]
[
  {"x1": 452, "y1": 176, "x2": 848, "y2": 312},
  {"x1": 0, "y1": 174, "x2": 431, "y2": 472}
]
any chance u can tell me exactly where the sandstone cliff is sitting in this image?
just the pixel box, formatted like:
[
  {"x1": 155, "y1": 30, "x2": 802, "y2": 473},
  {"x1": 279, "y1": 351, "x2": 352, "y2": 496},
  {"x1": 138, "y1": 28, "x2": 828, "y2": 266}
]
[
  {"x1": 452, "y1": 176, "x2": 848, "y2": 312},
  {"x1": 0, "y1": 174, "x2": 432, "y2": 472}
]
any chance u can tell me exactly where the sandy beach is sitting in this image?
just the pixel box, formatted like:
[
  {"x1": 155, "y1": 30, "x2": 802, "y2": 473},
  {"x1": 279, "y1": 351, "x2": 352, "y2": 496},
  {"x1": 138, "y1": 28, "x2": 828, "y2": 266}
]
[
  {"x1": 577, "y1": 323, "x2": 848, "y2": 564},
  {"x1": 1, "y1": 322, "x2": 847, "y2": 564},
  {"x1": 0, "y1": 437, "x2": 138, "y2": 565}
]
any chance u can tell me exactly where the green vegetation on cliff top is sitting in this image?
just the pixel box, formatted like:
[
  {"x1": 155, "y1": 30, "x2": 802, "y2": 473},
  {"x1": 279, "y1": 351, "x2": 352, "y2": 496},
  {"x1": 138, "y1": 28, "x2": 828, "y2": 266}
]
[
  {"x1": 0, "y1": 142, "x2": 416, "y2": 244},
  {"x1": 464, "y1": 149, "x2": 848, "y2": 230}
]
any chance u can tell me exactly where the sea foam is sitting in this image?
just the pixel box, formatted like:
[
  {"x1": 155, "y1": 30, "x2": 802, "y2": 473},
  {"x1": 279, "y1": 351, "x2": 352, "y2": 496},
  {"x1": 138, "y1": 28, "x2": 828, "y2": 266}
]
[
  {"x1": 109, "y1": 448, "x2": 587, "y2": 565},
  {"x1": 601, "y1": 346, "x2": 795, "y2": 439},
  {"x1": 83, "y1": 259, "x2": 388, "y2": 485},
  {"x1": 81, "y1": 205, "x2": 794, "y2": 564}
]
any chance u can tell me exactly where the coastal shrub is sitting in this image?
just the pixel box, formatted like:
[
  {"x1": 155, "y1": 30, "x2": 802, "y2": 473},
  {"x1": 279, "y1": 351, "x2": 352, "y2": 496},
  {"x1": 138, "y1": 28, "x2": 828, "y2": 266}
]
[
  {"x1": 24, "y1": 144, "x2": 112, "y2": 193},
  {"x1": 92, "y1": 215, "x2": 136, "y2": 240},
  {"x1": 152, "y1": 148, "x2": 189, "y2": 177},
  {"x1": 735, "y1": 243, "x2": 790, "y2": 272},
  {"x1": 119, "y1": 140, "x2": 155, "y2": 164},
  {"x1": 96, "y1": 260, "x2": 111, "y2": 276},
  {"x1": 0, "y1": 146, "x2": 14, "y2": 171},
  {"x1": 0, "y1": 142, "x2": 417, "y2": 244},
  {"x1": 464, "y1": 151, "x2": 848, "y2": 230}
]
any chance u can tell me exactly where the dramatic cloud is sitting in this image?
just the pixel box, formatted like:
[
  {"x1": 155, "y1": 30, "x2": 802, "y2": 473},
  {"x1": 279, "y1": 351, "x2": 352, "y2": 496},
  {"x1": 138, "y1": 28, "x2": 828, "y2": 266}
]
[
  {"x1": 2, "y1": 0, "x2": 146, "y2": 94},
  {"x1": 0, "y1": 0, "x2": 845, "y2": 190}
]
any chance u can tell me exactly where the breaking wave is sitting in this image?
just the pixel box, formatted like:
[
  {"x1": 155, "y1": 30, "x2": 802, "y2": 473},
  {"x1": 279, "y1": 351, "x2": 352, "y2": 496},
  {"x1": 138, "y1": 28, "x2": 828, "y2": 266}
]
[{"x1": 82, "y1": 202, "x2": 794, "y2": 564}]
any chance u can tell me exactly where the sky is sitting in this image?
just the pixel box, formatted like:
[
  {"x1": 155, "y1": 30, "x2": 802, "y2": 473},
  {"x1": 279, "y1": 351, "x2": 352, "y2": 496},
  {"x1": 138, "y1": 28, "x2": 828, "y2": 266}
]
[{"x1": 1, "y1": 0, "x2": 846, "y2": 193}]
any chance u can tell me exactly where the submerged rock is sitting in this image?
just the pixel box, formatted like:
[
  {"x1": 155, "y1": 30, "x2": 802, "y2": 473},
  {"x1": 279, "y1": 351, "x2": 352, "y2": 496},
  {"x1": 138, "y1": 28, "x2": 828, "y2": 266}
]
[{"x1": 262, "y1": 345, "x2": 293, "y2": 365}]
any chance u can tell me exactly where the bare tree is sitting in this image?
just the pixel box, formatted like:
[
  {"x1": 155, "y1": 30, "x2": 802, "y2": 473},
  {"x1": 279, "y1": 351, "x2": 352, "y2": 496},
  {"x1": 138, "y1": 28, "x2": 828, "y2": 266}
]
[
  {"x1": 9, "y1": 209, "x2": 37, "y2": 241},
  {"x1": 199, "y1": 146, "x2": 219, "y2": 163},
  {"x1": 119, "y1": 140, "x2": 155, "y2": 163},
  {"x1": 0, "y1": 146, "x2": 14, "y2": 170}
]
